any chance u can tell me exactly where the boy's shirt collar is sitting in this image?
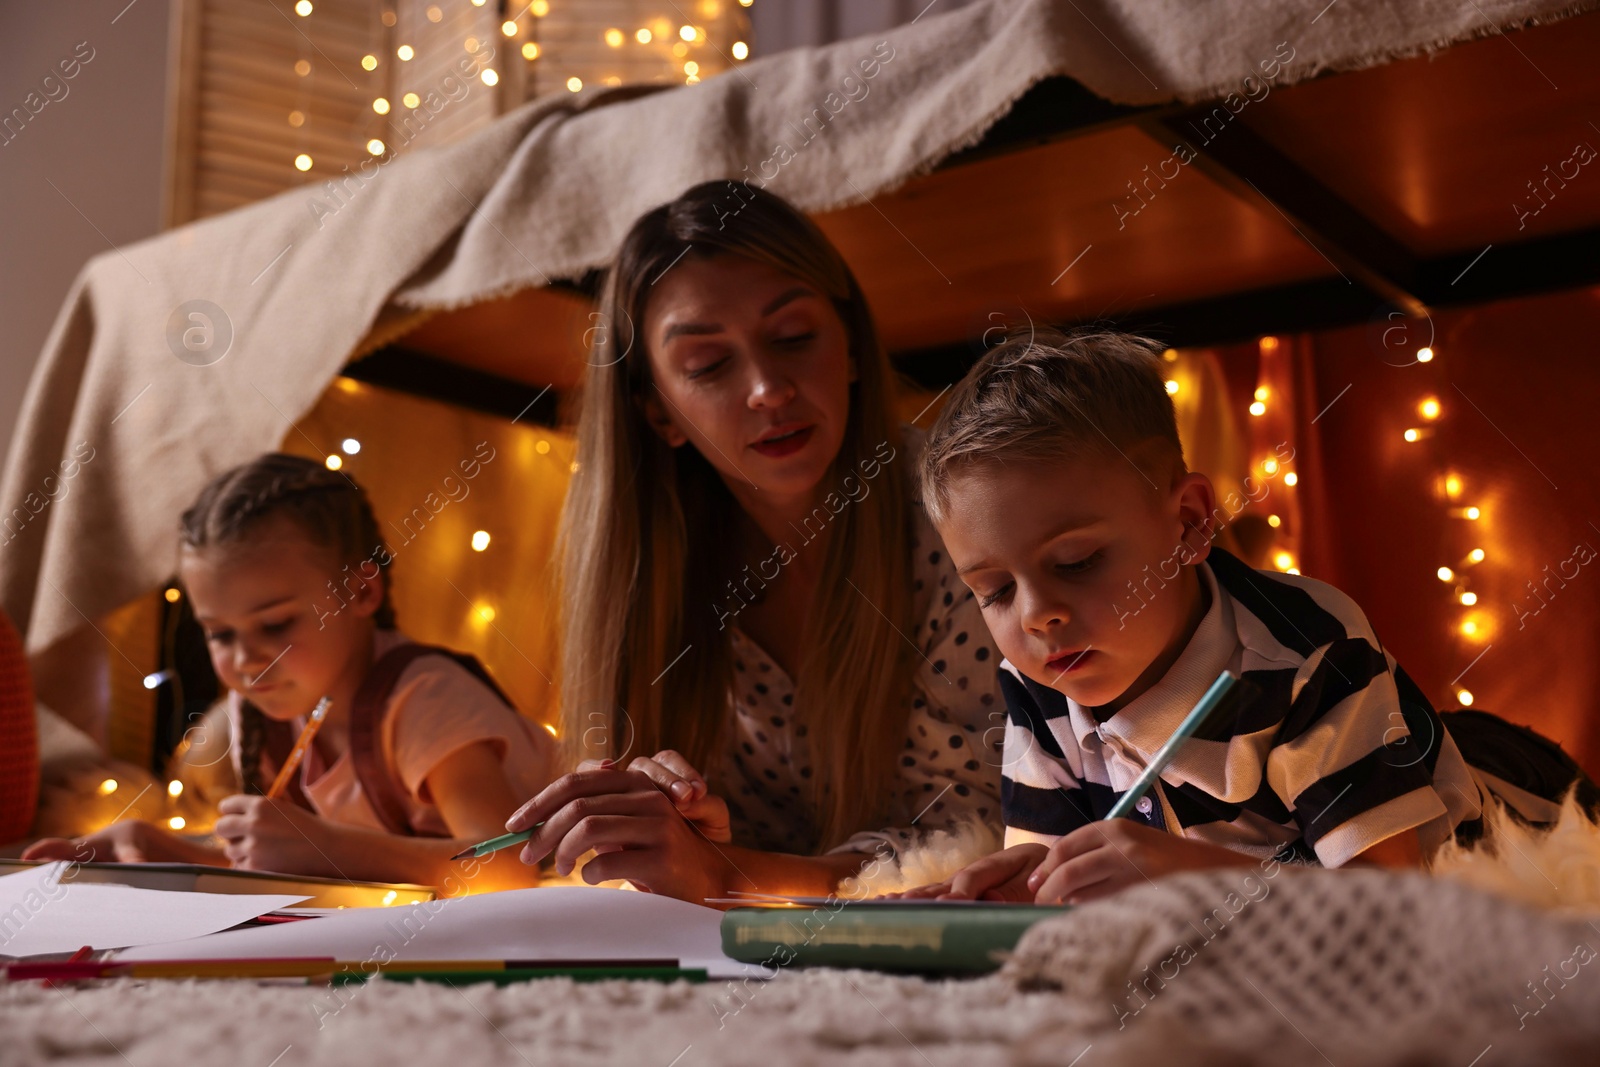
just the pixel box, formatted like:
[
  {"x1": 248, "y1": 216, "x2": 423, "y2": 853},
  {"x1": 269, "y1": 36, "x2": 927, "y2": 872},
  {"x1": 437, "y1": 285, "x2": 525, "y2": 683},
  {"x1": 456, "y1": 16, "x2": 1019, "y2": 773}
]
[{"x1": 1064, "y1": 559, "x2": 1237, "y2": 787}]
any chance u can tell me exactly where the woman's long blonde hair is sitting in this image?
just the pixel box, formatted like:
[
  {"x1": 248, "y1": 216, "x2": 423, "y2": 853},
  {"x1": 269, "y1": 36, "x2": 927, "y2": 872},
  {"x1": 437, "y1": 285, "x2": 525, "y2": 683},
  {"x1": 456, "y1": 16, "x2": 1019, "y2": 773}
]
[{"x1": 557, "y1": 181, "x2": 915, "y2": 852}]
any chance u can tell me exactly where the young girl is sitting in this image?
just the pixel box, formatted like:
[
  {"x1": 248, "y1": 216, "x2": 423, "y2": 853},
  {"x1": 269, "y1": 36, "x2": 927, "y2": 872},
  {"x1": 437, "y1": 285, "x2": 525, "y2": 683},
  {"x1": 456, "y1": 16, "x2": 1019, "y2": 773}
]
[{"x1": 24, "y1": 453, "x2": 553, "y2": 892}]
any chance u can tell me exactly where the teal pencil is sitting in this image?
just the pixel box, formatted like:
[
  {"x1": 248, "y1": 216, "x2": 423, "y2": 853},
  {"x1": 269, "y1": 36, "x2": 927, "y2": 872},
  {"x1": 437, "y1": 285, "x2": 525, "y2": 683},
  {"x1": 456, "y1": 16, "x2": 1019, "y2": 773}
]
[
  {"x1": 1103, "y1": 670, "x2": 1238, "y2": 821},
  {"x1": 451, "y1": 825, "x2": 542, "y2": 861}
]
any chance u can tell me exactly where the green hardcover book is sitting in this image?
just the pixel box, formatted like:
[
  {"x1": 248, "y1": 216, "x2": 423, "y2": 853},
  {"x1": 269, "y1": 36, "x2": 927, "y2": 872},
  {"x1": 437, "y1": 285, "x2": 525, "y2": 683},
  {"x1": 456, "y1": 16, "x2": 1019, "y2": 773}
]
[{"x1": 719, "y1": 901, "x2": 1070, "y2": 975}]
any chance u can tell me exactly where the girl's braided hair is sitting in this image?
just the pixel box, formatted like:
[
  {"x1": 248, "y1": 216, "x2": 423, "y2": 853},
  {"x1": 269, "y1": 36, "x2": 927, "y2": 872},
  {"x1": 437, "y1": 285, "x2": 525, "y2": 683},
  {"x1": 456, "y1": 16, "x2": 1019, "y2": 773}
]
[{"x1": 180, "y1": 452, "x2": 396, "y2": 793}]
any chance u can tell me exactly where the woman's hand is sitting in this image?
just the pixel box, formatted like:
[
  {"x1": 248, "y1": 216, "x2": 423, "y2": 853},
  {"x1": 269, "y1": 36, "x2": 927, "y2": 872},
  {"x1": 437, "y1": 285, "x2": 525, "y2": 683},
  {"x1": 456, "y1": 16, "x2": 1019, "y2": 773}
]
[
  {"x1": 1028, "y1": 820, "x2": 1254, "y2": 904},
  {"x1": 890, "y1": 843, "x2": 1047, "y2": 902},
  {"x1": 213, "y1": 795, "x2": 348, "y2": 877},
  {"x1": 504, "y1": 765, "x2": 737, "y2": 902},
  {"x1": 576, "y1": 749, "x2": 733, "y2": 844}
]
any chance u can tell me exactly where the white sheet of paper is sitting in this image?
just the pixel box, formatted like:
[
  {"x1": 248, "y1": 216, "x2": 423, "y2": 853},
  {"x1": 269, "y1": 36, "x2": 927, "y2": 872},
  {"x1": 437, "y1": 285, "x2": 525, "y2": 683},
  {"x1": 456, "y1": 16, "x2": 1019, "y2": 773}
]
[
  {"x1": 118, "y1": 886, "x2": 762, "y2": 978},
  {"x1": 0, "y1": 863, "x2": 309, "y2": 958}
]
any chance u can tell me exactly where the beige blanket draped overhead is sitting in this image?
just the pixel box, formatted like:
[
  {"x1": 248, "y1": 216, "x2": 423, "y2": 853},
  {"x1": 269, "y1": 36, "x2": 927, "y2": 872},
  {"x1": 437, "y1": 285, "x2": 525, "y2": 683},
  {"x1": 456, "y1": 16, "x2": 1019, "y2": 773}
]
[{"x1": 2, "y1": 0, "x2": 1590, "y2": 657}]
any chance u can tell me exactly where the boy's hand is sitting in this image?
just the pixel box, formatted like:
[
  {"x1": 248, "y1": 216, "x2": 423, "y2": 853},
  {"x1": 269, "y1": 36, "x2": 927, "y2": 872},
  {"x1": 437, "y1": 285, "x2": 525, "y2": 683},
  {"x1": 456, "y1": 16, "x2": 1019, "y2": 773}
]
[
  {"x1": 1029, "y1": 819, "x2": 1254, "y2": 904},
  {"x1": 892, "y1": 843, "x2": 1049, "y2": 902}
]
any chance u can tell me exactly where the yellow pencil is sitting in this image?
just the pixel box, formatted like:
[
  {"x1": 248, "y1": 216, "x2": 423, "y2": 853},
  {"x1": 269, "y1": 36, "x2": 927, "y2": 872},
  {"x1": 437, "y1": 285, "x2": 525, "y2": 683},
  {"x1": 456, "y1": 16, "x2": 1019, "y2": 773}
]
[{"x1": 266, "y1": 697, "x2": 331, "y2": 799}]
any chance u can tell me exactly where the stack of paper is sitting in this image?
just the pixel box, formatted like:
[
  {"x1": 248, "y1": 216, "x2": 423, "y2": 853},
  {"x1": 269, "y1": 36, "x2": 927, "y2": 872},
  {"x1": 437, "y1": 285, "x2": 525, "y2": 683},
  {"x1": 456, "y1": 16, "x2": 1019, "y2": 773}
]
[{"x1": 0, "y1": 862, "x2": 307, "y2": 958}]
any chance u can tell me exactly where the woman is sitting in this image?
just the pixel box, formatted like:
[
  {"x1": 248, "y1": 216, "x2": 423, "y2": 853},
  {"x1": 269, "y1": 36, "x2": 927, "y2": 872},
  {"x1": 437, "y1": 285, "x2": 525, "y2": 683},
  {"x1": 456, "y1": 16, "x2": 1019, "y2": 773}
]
[{"x1": 508, "y1": 181, "x2": 1003, "y2": 902}]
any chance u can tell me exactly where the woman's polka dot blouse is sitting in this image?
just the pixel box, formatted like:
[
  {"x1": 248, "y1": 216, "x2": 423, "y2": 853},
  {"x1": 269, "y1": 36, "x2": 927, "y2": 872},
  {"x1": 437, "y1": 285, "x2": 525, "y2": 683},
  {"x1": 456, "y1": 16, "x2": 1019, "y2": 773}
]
[{"x1": 713, "y1": 477, "x2": 1005, "y2": 857}]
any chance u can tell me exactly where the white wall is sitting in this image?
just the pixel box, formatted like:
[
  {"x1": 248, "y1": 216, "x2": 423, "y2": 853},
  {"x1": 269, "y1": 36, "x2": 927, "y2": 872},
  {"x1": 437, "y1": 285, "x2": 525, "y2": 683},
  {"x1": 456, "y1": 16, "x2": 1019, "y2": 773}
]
[{"x1": 0, "y1": 0, "x2": 171, "y2": 472}]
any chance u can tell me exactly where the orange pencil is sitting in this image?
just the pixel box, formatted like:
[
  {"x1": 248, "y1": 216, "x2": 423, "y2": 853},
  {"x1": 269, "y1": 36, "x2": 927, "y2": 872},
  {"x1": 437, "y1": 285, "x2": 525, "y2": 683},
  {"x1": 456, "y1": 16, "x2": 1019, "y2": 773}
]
[{"x1": 265, "y1": 697, "x2": 331, "y2": 799}]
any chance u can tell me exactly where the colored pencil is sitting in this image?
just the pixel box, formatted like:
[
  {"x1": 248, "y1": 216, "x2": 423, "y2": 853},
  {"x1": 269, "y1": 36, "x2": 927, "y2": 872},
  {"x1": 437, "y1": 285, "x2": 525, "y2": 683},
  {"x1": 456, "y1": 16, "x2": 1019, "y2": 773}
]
[
  {"x1": 1103, "y1": 670, "x2": 1238, "y2": 821},
  {"x1": 451, "y1": 825, "x2": 541, "y2": 861},
  {"x1": 265, "y1": 696, "x2": 332, "y2": 799}
]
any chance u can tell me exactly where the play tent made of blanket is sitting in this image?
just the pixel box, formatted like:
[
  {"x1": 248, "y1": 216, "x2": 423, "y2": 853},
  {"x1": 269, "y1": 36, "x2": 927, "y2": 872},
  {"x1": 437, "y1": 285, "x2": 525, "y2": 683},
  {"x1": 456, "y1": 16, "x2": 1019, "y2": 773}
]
[{"x1": 5, "y1": 0, "x2": 1600, "y2": 795}]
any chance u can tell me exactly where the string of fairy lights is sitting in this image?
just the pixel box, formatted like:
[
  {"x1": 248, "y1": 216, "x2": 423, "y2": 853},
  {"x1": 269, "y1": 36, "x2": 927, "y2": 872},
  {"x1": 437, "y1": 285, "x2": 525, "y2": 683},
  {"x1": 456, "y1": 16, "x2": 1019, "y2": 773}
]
[
  {"x1": 284, "y1": 1, "x2": 753, "y2": 177},
  {"x1": 1162, "y1": 338, "x2": 1478, "y2": 711}
]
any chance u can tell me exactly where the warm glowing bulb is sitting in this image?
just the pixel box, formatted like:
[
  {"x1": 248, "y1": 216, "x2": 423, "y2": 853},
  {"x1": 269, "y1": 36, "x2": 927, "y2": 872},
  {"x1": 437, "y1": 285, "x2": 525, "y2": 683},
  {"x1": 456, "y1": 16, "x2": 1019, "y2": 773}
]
[
  {"x1": 732, "y1": 40, "x2": 749, "y2": 60},
  {"x1": 1457, "y1": 688, "x2": 1474, "y2": 706},
  {"x1": 544, "y1": 723, "x2": 559, "y2": 737},
  {"x1": 1283, "y1": 472, "x2": 1298, "y2": 487},
  {"x1": 98, "y1": 778, "x2": 119, "y2": 796},
  {"x1": 1259, "y1": 336, "x2": 1279, "y2": 352},
  {"x1": 295, "y1": 0, "x2": 312, "y2": 15},
  {"x1": 684, "y1": 60, "x2": 700, "y2": 75},
  {"x1": 1416, "y1": 346, "x2": 1434, "y2": 363},
  {"x1": 397, "y1": 44, "x2": 414, "y2": 61},
  {"x1": 471, "y1": 530, "x2": 491, "y2": 552},
  {"x1": 1469, "y1": 548, "x2": 1485, "y2": 563},
  {"x1": 567, "y1": 76, "x2": 583, "y2": 91},
  {"x1": 686, "y1": 74, "x2": 701, "y2": 85},
  {"x1": 477, "y1": 604, "x2": 496, "y2": 623},
  {"x1": 1273, "y1": 551, "x2": 1294, "y2": 571},
  {"x1": 522, "y1": 42, "x2": 540, "y2": 59},
  {"x1": 680, "y1": 24, "x2": 696, "y2": 40},
  {"x1": 1287, "y1": 567, "x2": 1301, "y2": 575},
  {"x1": 288, "y1": 110, "x2": 305, "y2": 127},
  {"x1": 571, "y1": 461, "x2": 581, "y2": 473},
  {"x1": 1460, "y1": 619, "x2": 1478, "y2": 637},
  {"x1": 1254, "y1": 385, "x2": 1269, "y2": 402},
  {"x1": 294, "y1": 153, "x2": 313, "y2": 171},
  {"x1": 1438, "y1": 567, "x2": 1455, "y2": 582},
  {"x1": 1404, "y1": 428, "x2": 1421, "y2": 442},
  {"x1": 168, "y1": 816, "x2": 187, "y2": 830},
  {"x1": 1419, "y1": 397, "x2": 1441, "y2": 420},
  {"x1": 636, "y1": 28, "x2": 653, "y2": 43},
  {"x1": 1267, "y1": 514, "x2": 1282, "y2": 528},
  {"x1": 372, "y1": 97, "x2": 390, "y2": 114},
  {"x1": 402, "y1": 91, "x2": 420, "y2": 108},
  {"x1": 366, "y1": 138, "x2": 385, "y2": 155},
  {"x1": 1464, "y1": 506, "x2": 1481, "y2": 520},
  {"x1": 324, "y1": 454, "x2": 342, "y2": 470},
  {"x1": 501, "y1": 20, "x2": 518, "y2": 36},
  {"x1": 672, "y1": 41, "x2": 689, "y2": 57},
  {"x1": 535, "y1": 439, "x2": 551, "y2": 455},
  {"x1": 1164, "y1": 379, "x2": 1179, "y2": 395},
  {"x1": 1262, "y1": 458, "x2": 1279, "y2": 475},
  {"x1": 740, "y1": 0, "x2": 753, "y2": 6},
  {"x1": 426, "y1": 5, "x2": 442, "y2": 21},
  {"x1": 1249, "y1": 401, "x2": 1266, "y2": 417},
  {"x1": 295, "y1": 59, "x2": 311, "y2": 76},
  {"x1": 361, "y1": 54, "x2": 378, "y2": 71},
  {"x1": 481, "y1": 68, "x2": 499, "y2": 85},
  {"x1": 382, "y1": 890, "x2": 398, "y2": 906},
  {"x1": 168, "y1": 780, "x2": 184, "y2": 798},
  {"x1": 605, "y1": 27, "x2": 625, "y2": 47},
  {"x1": 1445, "y1": 474, "x2": 1463, "y2": 498},
  {"x1": 341, "y1": 438, "x2": 360, "y2": 454},
  {"x1": 1162, "y1": 348, "x2": 1179, "y2": 363},
  {"x1": 1460, "y1": 591, "x2": 1478, "y2": 606},
  {"x1": 531, "y1": 0, "x2": 549, "y2": 14},
  {"x1": 165, "y1": 587, "x2": 182, "y2": 603}
]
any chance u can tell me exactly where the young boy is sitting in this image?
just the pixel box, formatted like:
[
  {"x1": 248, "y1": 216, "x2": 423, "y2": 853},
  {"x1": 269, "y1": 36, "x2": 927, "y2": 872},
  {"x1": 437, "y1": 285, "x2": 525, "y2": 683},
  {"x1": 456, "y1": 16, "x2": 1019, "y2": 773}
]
[{"x1": 907, "y1": 329, "x2": 1584, "y2": 906}]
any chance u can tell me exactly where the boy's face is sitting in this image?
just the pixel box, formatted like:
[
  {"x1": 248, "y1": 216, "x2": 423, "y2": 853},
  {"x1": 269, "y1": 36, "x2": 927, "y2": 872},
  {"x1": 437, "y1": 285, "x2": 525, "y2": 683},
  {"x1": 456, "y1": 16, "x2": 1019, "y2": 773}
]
[
  {"x1": 936, "y1": 448, "x2": 1216, "y2": 711},
  {"x1": 181, "y1": 514, "x2": 381, "y2": 723}
]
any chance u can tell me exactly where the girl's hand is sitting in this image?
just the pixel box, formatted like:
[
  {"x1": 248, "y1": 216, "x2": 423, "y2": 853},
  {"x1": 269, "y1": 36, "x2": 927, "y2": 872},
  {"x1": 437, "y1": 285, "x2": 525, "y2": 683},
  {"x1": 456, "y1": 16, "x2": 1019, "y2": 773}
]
[
  {"x1": 1028, "y1": 819, "x2": 1253, "y2": 904},
  {"x1": 504, "y1": 766, "x2": 737, "y2": 902},
  {"x1": 576, "y1": 749, "x2": 733, "y2": 844},
  {"x1": 891, "y1": 843, "x2": 1047, "y2": 902},
  {"x1": 213, "y1": 795, "x2": 346, "y2": 877},
  {"x1": 22, "y1": 821, "x2": 158, "y2": 864}
]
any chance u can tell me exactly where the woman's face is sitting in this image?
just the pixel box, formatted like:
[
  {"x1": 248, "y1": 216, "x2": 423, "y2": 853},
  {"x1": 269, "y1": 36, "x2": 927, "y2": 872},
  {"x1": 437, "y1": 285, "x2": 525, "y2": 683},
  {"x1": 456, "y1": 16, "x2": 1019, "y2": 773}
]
[{"x1": 638, "y1": 253, "x2": 855, "y2": 506}]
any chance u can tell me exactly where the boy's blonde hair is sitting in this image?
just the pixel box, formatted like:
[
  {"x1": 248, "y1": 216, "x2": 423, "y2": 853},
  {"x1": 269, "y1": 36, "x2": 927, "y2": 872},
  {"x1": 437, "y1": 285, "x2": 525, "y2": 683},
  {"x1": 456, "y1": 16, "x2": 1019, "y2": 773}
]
[{"x1": 919, "y1": 328, "x2": 1184, "y2": 523}]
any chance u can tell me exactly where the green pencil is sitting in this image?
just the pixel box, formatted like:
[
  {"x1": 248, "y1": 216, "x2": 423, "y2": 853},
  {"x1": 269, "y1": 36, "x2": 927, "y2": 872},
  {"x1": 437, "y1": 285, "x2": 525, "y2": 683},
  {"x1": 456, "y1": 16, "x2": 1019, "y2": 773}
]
[{"x1": 451, "y1": 825, "x2": 542, "y2": 861}]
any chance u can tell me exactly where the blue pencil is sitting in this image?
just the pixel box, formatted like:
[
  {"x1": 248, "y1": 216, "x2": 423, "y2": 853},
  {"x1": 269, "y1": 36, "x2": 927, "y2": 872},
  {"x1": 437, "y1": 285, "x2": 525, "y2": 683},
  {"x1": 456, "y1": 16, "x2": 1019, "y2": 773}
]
[{"x1": 1104, "y1": 670, "x2": 1238, "y2": 821}]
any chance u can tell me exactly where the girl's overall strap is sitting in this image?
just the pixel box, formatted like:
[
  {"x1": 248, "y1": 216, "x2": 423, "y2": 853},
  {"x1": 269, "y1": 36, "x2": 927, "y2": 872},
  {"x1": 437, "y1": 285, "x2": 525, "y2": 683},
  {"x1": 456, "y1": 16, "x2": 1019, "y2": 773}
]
[{"x1": 349, "y1": 643, "x2": 518, "y2": 836}]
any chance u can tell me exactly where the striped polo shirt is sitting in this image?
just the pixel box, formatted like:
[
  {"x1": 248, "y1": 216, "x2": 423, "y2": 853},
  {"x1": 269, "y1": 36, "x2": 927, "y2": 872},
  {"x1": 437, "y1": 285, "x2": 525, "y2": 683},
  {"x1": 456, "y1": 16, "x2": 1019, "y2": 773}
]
[{"x1": 1000, "y1": 547, "x2": 1485, "y2": 868}]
